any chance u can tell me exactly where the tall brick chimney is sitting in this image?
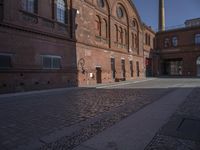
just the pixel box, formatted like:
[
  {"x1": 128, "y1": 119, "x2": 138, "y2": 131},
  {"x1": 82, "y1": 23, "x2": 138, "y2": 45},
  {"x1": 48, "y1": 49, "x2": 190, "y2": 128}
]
[{"x1": 159, "y1": 0, "x2": 165, "y2": 31}]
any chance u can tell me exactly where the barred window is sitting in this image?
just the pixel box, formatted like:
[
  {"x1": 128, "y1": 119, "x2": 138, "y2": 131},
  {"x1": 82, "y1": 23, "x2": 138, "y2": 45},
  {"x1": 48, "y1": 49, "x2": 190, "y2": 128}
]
[
  {"x1": 57, "y1": 0, "x2": 66, "y2": 23},
  {"x1": 0, "y1": 54, "x2": 12, "y2": 69},
  {"x1": 42, "y1": 55, "x2": 61, "y2": 69},
  {"x1": 22, "y1": 0, "x2": 37, "y2": 13}
]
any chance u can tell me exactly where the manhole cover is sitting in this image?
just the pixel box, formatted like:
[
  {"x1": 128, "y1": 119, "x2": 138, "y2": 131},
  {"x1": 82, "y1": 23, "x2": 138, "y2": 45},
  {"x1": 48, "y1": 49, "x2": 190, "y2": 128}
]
[{"x1": 177, "y1": 118, "x2": 200, "y2": 141}]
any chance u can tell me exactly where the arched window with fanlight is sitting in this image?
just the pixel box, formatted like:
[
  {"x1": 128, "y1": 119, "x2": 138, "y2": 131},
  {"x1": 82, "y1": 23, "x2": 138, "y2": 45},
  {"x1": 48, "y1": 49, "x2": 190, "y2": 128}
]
[
  {"x1": 22, "y1": 0, "x2": 38, "y2": 13},
  {"x1": 56, "y1": 0, "x2": 66, "y2": 24}
]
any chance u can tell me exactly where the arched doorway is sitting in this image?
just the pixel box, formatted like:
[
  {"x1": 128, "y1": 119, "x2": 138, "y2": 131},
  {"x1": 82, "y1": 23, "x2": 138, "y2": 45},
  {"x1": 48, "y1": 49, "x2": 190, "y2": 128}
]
[{"x1": 197, "y1": 57, "x2": 200, "y2": 77}]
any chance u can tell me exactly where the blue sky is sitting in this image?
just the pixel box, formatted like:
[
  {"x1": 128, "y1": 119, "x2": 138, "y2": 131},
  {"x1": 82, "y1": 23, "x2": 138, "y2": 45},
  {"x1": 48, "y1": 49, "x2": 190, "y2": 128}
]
[{"x1": 132, "y1": 0, "x2": 200, "y2": 30}]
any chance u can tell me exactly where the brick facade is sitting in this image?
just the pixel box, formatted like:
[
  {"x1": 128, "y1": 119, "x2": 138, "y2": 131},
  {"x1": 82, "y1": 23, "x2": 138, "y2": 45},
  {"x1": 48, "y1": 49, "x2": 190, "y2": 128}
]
[
  {"x1": 0, "y1": 0, "x2": 157, "y2": 93},
  {"x1": 156, "y1": 26, "x2": 200, "y2": 77}
]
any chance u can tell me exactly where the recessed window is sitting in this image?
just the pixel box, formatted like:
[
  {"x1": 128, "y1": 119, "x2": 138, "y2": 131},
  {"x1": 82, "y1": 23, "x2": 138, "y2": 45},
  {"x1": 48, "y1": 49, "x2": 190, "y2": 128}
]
[
  {"x1": 97, "y1": 0, "x2": 105, "y2": 8},
  {"x1": 42, "y1": 55, "x2": 61, "y2": 69},
  {"x1": 172, "y1": 36, "x2": 178, "y2": 47},
  {"x1": 195, "y1": 34, "x2": 200, "y2": 45},
  {"x1": 57, "y1": 0, "x2": 66, "y2": 23},
  {"x1": 0, "y1": 54, "x2": 12, "y2": 69},
  {"x1": 116, "y1": 6, "x2": 123, "y2": 19},
  {"x1": 22, "y1": 0, "x2": 37, "y2": 13}
]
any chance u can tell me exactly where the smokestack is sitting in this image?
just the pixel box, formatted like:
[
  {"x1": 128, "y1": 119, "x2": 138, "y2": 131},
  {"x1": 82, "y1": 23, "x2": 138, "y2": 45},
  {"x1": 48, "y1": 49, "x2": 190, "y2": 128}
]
[{"x1": 159, "y1": 0, "x2": 165, "y2": 31}]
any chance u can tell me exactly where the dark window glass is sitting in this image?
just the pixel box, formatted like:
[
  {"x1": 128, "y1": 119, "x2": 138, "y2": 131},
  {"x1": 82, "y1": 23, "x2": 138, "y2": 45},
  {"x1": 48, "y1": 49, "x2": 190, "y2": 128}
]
[
  {"x1": 130, "y1": 61, "x2": 133, "y2": 77},
  {"x1": 195, "y1": 34, "x2": 200, "y2": 45},
  {"x1": 0, "y1": 55, "x2": 12, "y2": 69},
  {"x1": 43, "y1": 57, "x2": 51, "y2": 69},
  {"x1": 42, "y1": 56, "x2": 61, "y2": 69},
  {"x1": 172, "y1": 36, "x2": 178, "y2": 47},
  {"x1": 23, "y1": 0, "x2": 37, "y2": 13},
  {"x1": 97, "y1": 0, "x2": 105, "y2": 8},
  {"x1": 111, "y1": 58, "x2": 115, "y2": 79},
  {"x1": 0, "y1": 0, "x2": 3, "y2": 20},
  {"x1": 117, "y1": 6, "x2": 123, "y2": 19},
  {"x1": 52, "y1": 57, "x2": 61, "y2": 69}
]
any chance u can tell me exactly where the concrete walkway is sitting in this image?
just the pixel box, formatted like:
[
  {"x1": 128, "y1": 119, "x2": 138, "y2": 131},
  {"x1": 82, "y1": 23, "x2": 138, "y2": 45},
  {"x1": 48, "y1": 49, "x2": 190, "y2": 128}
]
[{"x1": 73, "y1": 87, "x2": 194, "y2": 150}]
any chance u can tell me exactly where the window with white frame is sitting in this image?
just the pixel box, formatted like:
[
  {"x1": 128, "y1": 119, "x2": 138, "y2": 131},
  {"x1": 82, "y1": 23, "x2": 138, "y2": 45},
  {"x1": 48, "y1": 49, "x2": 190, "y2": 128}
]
[
  {"x1": 195, "y1": 34, "x2": 200, "y2": 45},
  {"x1": 172, "y1": 36, "x2": 178, "y2": 47},
  {"x1": 57, "y1": 0, "x2": 66, "y2": 23},
  {"x1": 0, "y1": 53, "x2": 12, "y2": 69},
  {"x1": 41, "y1": 55, "x2": 61, "y2": 69},
  {"x1": 22, "y1": 0, "x2": 37, "y2": 13}
]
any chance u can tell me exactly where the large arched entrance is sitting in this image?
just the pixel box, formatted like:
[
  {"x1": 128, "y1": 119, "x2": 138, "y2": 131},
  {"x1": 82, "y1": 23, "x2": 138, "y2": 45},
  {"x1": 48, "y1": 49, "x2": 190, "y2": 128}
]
[{"x1": 197, "y1": 57, "x2": 200, "y2": 77}]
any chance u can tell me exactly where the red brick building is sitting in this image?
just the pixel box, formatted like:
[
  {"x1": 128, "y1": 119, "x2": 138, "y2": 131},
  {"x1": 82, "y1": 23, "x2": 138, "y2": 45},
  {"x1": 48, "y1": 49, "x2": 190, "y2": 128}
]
[
  {"x1": 0, "y1": 0, "x2": 155, "y2": 93},
  {"x1": 155, "y1": 19, "x2": 200, "y2": 77}
]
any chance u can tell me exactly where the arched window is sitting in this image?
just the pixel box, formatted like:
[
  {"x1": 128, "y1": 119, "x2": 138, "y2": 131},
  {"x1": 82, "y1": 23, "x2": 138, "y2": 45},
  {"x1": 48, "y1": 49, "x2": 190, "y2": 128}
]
[
  {"x1": 115, "y1": 25, "x2": 118, "y2": 42},
  {"x1": 119, "y1": 27, "x2": 123, "y2": 44},
  {"x1": 124, "y1": 29, "x2": 128, "y2": 45},
  {"x1": 132, "y1": 32, "x2": 135, "y2": 49},
  {"x1": 102, "y1": 19, "x2": 107, "y2": 38},
  {"x1": 95, "y1": 15, "x2": 101, "y2": 36},
  {"x1": 22, "y1": 0, "x2": 38, "y2": 13},
  {"x1": 135, "y1": 34, "x2": 138, "y2": 48},
  {"x1": 56, "y1": 0, "x2": 66, "y2": 23}
]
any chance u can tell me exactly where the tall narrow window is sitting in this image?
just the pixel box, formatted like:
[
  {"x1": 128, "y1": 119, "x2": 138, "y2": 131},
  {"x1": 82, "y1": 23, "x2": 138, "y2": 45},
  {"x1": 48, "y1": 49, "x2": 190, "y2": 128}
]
[
  {"x1": 115, "y1": 25, "x2": 118, "y2": 42},
  {"x1": 22, "y1": 0, "x2": 38, "y2": 13},
  {"x1": 124, "y1": 29, "x2": 128, "y2": 45},
  {"x1": 130, "y1": 60, "x2": 133, "y2": 77},
  {"x1": 195, "y1": 34, "x2": 200, "y2": 45},
  {"x1": 95, "y1": 15, "x2": 101, "y2": 36},
  {"x1": 132, "y1": 32, "x2": 135, "y2": 49},
  {"x1": 102, "y1": 19, "x2": 107, "y2": 38},
  {"x1": 57, "y1": 0, "x2": 66, "y2": 23},
  {"x1": 111, "y1": 58, "x2": 115, "y2": 79},
  {"x1": 0, "y1": 0, "x2": 3, "y2": 20},
  {"x1": 119, "y1": 27, "x2": 123, "y2": 44}
]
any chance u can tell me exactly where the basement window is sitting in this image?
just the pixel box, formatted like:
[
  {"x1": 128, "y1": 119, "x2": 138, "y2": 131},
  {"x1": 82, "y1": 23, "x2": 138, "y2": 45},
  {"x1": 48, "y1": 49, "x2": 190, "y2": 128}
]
[{"x1": 41, "y1": 55, "x2": 61, "y2": 69}]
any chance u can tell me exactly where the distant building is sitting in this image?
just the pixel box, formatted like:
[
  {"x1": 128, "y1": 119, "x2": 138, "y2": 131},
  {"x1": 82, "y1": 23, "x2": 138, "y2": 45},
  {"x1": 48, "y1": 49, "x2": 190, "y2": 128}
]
[
  {"x1": 155, "y1": 25, "x2": 200, "y2": 77},
  {"x1": 185, "y1": 18, "x2": 200, "y2": 27},
  {"x1": 155, "y1": 1, "x2": 200, "y2": 77}
]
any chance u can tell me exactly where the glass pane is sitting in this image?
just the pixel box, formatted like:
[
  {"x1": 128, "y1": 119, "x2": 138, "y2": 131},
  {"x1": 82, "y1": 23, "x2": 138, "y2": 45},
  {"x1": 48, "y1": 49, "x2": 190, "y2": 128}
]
[
  {"x1": 43, "y1": 57, "x2": 51, "y2": 69},
  {"x1": 0, "y1": 55, "x2": 11, "y2": 68},
  {"x1": 52, "y1": 58, "x2": 61, "y2": 69}
]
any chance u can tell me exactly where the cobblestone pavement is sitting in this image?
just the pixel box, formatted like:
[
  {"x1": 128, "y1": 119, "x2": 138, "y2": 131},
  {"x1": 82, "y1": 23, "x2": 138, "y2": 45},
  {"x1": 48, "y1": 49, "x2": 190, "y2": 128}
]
[
  {"x1": 145, "y1": 87, "x2": 200, "y2": 150},
  {"x1": 0, "y1": 78, "x2": 200, "y2": 150}
]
